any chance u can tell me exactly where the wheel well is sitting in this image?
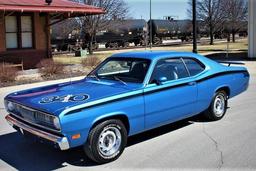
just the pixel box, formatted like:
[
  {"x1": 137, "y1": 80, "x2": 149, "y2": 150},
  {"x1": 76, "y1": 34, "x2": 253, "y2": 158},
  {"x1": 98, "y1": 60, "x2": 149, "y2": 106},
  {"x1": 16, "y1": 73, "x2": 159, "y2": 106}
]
[
  {"x1": 91, "y1": 115, "x2": 130, "y2": 134},
  {"x1": 216, "y1": 86, "x2": 230, "y2": 98}
]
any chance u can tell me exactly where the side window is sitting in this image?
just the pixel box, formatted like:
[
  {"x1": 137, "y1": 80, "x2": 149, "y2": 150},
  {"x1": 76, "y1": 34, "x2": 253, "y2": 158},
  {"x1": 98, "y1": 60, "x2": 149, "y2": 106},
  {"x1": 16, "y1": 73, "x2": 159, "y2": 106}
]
[
  {"x1": 150, "y1": 58, "x2": 189, "y2": 83},
  {"x1": 183, "y1": 58, "x2": 205, "y2": 76}
]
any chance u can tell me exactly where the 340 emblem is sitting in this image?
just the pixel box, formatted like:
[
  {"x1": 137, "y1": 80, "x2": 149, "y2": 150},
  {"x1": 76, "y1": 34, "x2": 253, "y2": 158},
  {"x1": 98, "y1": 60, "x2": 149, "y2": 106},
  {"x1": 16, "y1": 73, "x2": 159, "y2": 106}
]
[{"x1": 39, "y1": 94, "x2": 89, "y2": 104}]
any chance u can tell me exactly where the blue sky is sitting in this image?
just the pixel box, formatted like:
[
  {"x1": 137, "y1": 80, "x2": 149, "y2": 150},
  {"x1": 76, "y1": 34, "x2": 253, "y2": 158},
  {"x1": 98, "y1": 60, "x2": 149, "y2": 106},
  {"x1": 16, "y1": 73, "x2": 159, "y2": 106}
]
[{"x1": 124, "y1": 0, "x2": 189, "y2": 20}]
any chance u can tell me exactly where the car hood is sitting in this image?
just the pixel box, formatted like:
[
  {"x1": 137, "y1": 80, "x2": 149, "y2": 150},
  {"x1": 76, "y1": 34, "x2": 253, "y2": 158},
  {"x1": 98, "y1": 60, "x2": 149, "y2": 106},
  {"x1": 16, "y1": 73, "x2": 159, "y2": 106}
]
[{"x1": 5, "y1": 78, "x2": 141, "y2": 116}]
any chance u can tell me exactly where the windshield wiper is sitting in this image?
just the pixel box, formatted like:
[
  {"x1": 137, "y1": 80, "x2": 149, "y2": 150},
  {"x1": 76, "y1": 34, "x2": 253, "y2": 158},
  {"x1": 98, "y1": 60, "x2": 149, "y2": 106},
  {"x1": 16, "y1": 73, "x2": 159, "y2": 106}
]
[
  {"x1": 88, "y1": 74, "x2": 100, "y2": 81},
  {"x1": 113, "y1": 76, "x2": 127, "y2": 86}
]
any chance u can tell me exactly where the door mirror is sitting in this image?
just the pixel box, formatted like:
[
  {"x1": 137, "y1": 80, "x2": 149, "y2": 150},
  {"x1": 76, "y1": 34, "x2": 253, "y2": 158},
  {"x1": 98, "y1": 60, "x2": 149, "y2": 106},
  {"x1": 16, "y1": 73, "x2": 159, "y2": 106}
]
[{"x1": 155, "y1": 77, "x2": 167, "y2": 85}]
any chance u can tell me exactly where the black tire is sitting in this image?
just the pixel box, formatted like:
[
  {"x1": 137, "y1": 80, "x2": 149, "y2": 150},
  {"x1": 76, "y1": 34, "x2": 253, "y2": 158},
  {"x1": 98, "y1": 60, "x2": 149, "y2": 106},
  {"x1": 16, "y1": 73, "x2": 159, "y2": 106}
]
[
  {"x1": 203, "y1": 90, "x2": 228, "y2": 121},
  {"x1": 84, "y1": 119, "x2": 127, "y2": 164}
]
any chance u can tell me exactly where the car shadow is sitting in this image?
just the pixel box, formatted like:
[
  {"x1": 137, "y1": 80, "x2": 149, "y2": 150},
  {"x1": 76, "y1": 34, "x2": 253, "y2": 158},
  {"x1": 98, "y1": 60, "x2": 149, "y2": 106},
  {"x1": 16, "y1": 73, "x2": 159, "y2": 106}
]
[
  {"x1": 0, "y1": 116, "x2": 209, "y2": 170},
  {"x1": 127, "y1": 119, "x2": 192, "y2": 147},
  {"x1": 0, "y1": 132, "x2": 96, "y2": 170}
]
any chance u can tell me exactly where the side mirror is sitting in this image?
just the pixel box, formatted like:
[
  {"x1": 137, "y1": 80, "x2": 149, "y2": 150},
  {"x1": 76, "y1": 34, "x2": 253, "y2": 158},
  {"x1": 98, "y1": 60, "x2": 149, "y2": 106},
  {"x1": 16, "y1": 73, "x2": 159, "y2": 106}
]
[{"x1": 156, "y1": 77, "x2": 167, "y2": 85}]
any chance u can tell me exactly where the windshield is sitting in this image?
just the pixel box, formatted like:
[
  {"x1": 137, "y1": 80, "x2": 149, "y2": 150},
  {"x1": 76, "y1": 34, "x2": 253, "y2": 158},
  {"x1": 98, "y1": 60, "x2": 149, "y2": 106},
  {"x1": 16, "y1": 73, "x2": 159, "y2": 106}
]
[{"x1": 90, "y1": 57, "x2": 151, "y2": 83}]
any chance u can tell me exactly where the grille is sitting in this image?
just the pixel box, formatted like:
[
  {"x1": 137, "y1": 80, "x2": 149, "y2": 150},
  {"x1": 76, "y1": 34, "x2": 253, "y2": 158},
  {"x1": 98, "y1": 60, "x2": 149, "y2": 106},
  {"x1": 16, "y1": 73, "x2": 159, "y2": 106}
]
[
  {"x1": 34, "y1": 112, "x2": 55, "y2": 128},
  {"x1": 12, "y1": 103, "x2": 55, "y2": 129},
  {"x1": 19, "y1": 106, "x2": 36, "y2": 122}
]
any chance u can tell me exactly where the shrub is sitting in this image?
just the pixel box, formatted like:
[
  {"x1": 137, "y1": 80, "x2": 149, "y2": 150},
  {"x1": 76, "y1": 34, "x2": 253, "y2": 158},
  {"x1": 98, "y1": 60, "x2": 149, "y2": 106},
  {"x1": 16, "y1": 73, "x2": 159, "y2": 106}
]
[
  {"x1": 81, "y1": 56, "x2": 101, "y2": 69},
  {"x1": 0, "y1": 63, "x2": 19, "y2": 83},
  {"x1": 37, "y1": 59, "x2": 64, "y2": 78}
]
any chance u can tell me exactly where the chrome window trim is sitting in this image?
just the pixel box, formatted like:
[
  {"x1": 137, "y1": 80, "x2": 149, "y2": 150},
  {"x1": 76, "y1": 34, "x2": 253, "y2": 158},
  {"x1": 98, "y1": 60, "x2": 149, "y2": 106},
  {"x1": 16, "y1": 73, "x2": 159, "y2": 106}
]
[{"x1": 181, "y1": 57, "x2": 206, "y2": 77}]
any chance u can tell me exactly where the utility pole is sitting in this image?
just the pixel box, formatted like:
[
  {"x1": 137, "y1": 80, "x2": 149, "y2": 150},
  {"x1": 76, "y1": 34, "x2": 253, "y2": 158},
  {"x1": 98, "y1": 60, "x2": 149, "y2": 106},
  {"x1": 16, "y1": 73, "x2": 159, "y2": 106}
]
[
  {"x1": 192, "y1": 0, "x2": 197, "y2": 53},
  {"x1": 150, "y1": 0, "x2": 153, "y2": 49}
]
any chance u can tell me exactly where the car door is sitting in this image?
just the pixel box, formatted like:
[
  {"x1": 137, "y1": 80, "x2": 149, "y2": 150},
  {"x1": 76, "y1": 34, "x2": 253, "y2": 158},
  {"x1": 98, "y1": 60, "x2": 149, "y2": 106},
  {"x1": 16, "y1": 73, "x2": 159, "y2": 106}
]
[{"x1": 143, "y1": 58, "x2": 198, "y2": 129}]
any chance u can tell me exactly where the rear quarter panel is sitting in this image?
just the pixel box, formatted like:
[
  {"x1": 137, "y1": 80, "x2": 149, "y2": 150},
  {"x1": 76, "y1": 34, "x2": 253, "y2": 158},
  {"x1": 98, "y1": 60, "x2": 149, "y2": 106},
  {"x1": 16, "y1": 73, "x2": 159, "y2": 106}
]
[{"x1": 197, "y1": 67, "x2": 249, "y2": 114}]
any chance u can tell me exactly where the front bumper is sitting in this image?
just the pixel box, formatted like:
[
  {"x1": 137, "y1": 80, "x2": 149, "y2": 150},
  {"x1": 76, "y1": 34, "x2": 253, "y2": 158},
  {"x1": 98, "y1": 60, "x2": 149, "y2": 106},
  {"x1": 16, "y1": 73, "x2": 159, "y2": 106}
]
[{"x1": 5, "y1": 114, "x2": 70, "y2": 150}]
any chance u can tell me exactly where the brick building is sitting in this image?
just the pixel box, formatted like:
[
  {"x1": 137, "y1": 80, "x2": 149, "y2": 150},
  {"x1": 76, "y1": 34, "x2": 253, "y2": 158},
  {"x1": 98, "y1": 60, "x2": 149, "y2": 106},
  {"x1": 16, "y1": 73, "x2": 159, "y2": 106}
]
[{"x1": 0, "y1": 0, "x2": 104, "y2": 69}]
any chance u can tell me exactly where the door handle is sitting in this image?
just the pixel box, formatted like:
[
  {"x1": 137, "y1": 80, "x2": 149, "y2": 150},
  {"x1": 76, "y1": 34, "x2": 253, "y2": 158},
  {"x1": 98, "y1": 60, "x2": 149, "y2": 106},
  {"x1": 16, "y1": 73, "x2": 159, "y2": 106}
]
[{"x1": 188, "y1": 82, "x2": 196, "y2": 86}]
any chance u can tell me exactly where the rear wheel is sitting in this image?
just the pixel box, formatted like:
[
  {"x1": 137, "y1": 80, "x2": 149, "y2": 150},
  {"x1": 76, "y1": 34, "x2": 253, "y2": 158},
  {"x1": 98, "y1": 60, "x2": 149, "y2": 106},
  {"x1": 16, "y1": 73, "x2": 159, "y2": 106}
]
[
  {"x1": 203, "y1": 91, "x2": 228, "y2": 121},
  {"x1": 84, "y1": 119, "x2": 127, "y2": 164}
]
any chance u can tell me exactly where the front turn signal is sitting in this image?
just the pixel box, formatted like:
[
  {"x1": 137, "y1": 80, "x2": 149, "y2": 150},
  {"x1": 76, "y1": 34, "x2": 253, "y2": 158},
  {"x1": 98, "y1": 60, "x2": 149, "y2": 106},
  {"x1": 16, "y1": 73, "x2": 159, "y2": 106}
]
[{"x1": 72, "y1": 133, "x2": 81, "y2": 140}]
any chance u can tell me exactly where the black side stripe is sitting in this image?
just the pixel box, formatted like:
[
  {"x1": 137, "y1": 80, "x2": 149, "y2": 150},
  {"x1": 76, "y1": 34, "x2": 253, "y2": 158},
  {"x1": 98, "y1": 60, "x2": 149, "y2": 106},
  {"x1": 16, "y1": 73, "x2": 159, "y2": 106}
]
[
  {"x1": 66, "y1": 93, "x2": 143, "y2": 115},
  {"x1": 196, "y1": 70, "x2": 248, "y2": 83},
  {"x1": 66, "y1": 70, "x2": 248, "y2": 115},
  {"x1": 144, "y1": 70, "x2": 248, "y2": 95},
  {"x1": 143, "y1": 82, "x2": 189, "y2": 95}
]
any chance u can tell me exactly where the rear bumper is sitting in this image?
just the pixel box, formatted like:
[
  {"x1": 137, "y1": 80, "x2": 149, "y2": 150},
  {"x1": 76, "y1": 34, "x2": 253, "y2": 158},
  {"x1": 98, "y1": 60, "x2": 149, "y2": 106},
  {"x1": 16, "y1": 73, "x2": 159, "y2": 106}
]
[{"x1": 5, "y1": 114, "x2": 70, "y2": 150}]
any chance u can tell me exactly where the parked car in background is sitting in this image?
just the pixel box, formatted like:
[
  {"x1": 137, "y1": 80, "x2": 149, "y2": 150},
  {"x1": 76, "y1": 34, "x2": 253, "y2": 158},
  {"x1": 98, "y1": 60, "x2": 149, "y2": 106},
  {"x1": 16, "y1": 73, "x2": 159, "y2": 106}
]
[{"x1": 4, "y1": 51, "x2": 249, "y2": 163}]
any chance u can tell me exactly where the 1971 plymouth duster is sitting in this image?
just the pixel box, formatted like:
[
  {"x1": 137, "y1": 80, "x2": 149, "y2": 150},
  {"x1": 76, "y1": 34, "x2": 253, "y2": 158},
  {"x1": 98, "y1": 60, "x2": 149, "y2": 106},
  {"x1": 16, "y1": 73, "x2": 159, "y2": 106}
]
[{"x1": 4, "y1": 51, "x2": 249, "y2": 163}]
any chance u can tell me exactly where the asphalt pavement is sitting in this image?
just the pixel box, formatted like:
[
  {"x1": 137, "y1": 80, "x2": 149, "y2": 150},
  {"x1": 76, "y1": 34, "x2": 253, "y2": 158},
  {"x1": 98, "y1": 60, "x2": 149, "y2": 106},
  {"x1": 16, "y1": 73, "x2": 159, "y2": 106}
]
[{"x1": 0, "y1": 62, "x2": 256, "y2": 171}]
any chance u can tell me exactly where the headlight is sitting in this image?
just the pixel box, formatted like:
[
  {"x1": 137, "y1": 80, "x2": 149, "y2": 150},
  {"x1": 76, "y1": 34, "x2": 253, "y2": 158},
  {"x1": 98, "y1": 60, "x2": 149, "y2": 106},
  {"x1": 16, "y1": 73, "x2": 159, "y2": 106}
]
[
  {"x1": 53, "y1": 117, "x2": 61, "y2": 130},
  {"x1": 5, "y1": 101, "x2": 15, "y2": 112},
  {"x1": 4, "y1": 100, "x2": 8, "y2": 110},
  {"x1": 34, "y1": 111, "x2": 61, "y2": 130}
]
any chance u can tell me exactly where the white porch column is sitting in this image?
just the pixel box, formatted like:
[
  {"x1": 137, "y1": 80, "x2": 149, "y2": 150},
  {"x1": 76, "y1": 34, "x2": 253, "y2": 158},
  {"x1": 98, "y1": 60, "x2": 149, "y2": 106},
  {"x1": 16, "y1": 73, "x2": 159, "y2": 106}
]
[{"x1": 249, "y1": 0, "x2": 256, "y2": 58}]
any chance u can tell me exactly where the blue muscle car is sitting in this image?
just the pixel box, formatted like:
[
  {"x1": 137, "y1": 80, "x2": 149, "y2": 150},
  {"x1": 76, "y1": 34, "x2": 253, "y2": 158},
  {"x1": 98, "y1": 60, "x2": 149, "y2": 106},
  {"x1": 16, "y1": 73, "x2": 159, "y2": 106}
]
[{"x1": 4, "y1": 51, "x2": 249, "y2": 163}]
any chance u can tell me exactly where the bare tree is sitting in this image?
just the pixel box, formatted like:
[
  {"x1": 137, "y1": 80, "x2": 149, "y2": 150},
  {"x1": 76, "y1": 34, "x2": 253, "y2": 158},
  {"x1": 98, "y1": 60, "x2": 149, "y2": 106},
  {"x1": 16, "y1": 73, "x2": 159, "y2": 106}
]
[
  {"x1": 76, "y1": 0, "x2": 129, "y2": 54},
  {"x1": 51, "y1": 18, "x2": 81, "y2": 40},
  {"x1": 221, "y1": 0, "x2": 248, "y2": 42},
  {"x1": 188, "y1": 0, "x2": 224, "y2": 45}
]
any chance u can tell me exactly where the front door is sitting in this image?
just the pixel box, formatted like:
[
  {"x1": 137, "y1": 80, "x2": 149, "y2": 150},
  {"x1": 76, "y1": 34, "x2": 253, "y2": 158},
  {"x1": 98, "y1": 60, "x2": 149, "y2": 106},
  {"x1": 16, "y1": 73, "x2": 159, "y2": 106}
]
[{"x1": 144, "y1": 58, "x2": 197, "y2": 129}]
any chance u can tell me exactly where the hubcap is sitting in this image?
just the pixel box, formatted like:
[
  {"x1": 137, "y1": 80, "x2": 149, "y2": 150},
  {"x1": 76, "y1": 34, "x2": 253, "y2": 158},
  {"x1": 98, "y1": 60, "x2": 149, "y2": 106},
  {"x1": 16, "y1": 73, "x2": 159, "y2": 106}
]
[
  {"x1": 214, "y1": 94, "x2": 226, "y2": 117},
  {"x1": 98, "y1": 127, "x2": 121, "y2": 157}
]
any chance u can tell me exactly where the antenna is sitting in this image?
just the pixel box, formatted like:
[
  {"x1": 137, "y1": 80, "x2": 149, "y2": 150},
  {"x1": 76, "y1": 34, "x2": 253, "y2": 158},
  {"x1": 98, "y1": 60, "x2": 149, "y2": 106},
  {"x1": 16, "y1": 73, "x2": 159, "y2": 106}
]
[
  {"x1": 141, "y1": 15, "x2": 148, "y2": 51},
  {"x1": 149, "y1": 0, "x2": 152, "y2": 50},
  {"x1": 68, "y1": 42, "x2": 74, "y2": 84},
  {"x1": 226, "y1": 34, "x2": 230, "y2": 58},
  {"x1": 69, "y1": 51, "x2": 72, "y2": 84}
]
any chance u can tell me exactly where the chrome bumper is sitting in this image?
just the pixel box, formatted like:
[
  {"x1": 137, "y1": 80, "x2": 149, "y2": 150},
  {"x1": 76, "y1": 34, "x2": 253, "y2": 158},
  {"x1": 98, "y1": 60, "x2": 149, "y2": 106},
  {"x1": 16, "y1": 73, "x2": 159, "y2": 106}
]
[{"x1": 5, "y1": 114, "x2": 70, "y2": 150}]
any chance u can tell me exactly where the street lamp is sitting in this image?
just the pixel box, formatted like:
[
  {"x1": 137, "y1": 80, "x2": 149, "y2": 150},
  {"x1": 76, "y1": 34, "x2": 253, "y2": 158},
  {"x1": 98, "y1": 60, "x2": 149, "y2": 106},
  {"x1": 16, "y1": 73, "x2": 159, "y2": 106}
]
[
  {"x1": 45, "y1": 0, "x2": 52, "y2": 5},
  {"x1": 192, "y1": 0, "x2": 197, "y2": 53}
]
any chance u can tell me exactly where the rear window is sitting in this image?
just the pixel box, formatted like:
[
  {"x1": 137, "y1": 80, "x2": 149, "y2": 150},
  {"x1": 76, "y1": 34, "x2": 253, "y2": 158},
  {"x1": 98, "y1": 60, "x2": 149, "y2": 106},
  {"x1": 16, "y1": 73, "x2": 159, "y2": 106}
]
[{"x1": 183, "y1": 58, "x2": 205, "y2": 76}]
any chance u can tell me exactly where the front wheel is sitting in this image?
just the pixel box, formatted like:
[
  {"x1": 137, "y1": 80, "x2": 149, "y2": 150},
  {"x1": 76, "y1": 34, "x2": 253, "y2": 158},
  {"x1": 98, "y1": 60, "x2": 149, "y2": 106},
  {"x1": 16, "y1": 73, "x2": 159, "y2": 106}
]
[
  {"x1": 84, "y1": 119, "x2": 127, "y2": 164},
  {"x1": 203, "y1": 91, "x2": 228, "y2": 121}
]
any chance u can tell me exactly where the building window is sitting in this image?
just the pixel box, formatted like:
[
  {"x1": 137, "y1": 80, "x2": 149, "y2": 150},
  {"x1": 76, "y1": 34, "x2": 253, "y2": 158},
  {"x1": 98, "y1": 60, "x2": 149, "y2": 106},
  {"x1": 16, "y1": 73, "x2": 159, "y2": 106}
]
[
  {"x1": 5, "y1": 16, "x2": 18, "y2": 49},
  {"x1": 21, "y1": 16, "x2": 33, "y2": 48},
  {"x1": 5, "y1": 15, "x2": 33, "y2": 49}
]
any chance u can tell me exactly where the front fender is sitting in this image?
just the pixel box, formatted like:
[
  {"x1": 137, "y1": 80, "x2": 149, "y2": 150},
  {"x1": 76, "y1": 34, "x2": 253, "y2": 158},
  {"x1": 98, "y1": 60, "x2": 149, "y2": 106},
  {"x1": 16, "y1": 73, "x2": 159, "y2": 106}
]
[
  {"x1": 91, "y1": 112, "x2": 129, "y2": 129},
  {"x1": 59, "y1": 94, "x2": 145, "y2": 148}
]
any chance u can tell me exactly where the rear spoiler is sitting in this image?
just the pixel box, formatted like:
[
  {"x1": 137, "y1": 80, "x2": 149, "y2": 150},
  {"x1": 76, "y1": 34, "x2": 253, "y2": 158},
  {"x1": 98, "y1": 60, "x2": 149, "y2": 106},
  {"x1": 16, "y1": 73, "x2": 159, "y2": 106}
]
[{"x1": 217, "y1": 61, "x2": 245, "y2": 66}]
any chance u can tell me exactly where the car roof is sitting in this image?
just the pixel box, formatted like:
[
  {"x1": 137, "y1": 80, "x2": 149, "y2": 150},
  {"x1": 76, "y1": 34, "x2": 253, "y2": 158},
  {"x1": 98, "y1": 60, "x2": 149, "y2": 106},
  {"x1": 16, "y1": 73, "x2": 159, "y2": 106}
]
[{"x1": 110, "y1": 51, "x2": 204, "y2": 61}]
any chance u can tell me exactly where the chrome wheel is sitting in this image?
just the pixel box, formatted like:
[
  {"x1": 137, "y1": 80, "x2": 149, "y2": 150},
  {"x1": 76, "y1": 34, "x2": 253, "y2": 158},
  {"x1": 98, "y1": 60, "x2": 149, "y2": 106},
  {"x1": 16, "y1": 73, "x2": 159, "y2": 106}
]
[
  {"x1": 98, "y1": 127, "x2": 122, "y2": 157},
  {"x1": 213, "y1": 94, "x2": 226, "y2": 117}
]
